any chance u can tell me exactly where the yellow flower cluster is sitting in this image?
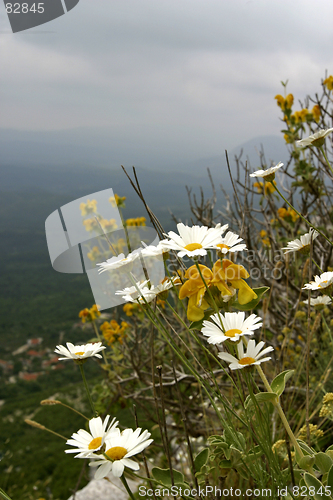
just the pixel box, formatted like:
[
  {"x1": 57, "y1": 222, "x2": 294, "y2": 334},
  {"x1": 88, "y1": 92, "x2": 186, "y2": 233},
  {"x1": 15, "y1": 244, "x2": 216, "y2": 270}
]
[
  {"x1": 275, "y1": 94, "x2": 294, "y2": 111},
  {"x1": 87, "y1": 246, "x2": 101, "y2": 262},
  {"x1": 122, "y1": 299, "x2": 165, "y2": 317},
  {"x1": 123, "y1": 303, "x2": 136, "y2": 317},
  {"x1": 312, "y1": 104, "x2": 321, "y2": 123},
  {"x1": 109, "y1": 194, "x2": 126, "y2": 208},
  {"x1": 83, "y1": 217, "x2": 118, "y2": 232},
  {"x1": 125, "y1": 217, "x2": 146, "y2": 227},
  {"x1": 80, "y1": 199, "x2": 97, "y2": 216},
  {"x1": 272, "y1": 439, "x2": 287, "y2": 456},
  {"x1": 319, "y1": 393, "x2": 333, "y2": 419},
  {"x1": 323, "y1": 75, "x2": 333, "y2": 91},
  {"x1": 260, "y1": 230, "x2": 270, "y2": 247},
  {"x1": 277, "y1": 207, "x2": 299, "y2": 223},
  {"x1": 291, "y1": 108, "x2": 309, "y2": 124},
  {"x1": 298, "y1": 424, "x2": 324, "y2": 443},
  {"x1": 78, "y1": 304, "x2": 101, "y2": 323},
  {"x1": 179, "y1": 259, "x2": 257, "y2": 321},
  {"x1": 289, "y1": 105, "x2": 320, "y2": 124},
  {"x1": 100, "y1": 320, "x2": 129, "y2": 345},
  {"x1": 253, "y1": 181, "x2": 276, "y2": 196}
]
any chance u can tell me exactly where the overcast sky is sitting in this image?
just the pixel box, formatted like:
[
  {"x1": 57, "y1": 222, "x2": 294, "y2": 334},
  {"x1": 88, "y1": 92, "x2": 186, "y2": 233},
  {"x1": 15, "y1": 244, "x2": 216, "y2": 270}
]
[{"x1": 1, "y1": 0, "x2": 333, "y2": 165}]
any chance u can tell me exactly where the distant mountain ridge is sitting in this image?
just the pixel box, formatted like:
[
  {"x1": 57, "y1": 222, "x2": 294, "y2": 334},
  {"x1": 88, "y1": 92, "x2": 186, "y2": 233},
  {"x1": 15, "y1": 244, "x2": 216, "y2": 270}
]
[
  {"x1": 0, "y1": 126, "x2": 287, "y2": 175},
  {"x1": 1, "y1": 129, "x2": 289, "y2": 229}
]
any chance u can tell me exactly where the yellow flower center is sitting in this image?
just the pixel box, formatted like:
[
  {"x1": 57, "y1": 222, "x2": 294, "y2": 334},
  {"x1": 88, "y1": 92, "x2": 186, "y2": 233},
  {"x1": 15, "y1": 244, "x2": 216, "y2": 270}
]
[
  {"x1": 319, "y1": 281, "x2": 328, "y2": 288},
  {"x1": 89, "y1": 437, "x2": 102, "y2": 450},
  {"x1": 75, "y1": 351, "x2": 85, "y2": 356},
  {"x1": 225, "y1": 328, "x2": 242, "y2": 338},
  {"x1": 106, "y1": 446, "x2": 128, "y2": 461},
  {"x1": 217, "y1": 244, "x2": 230, "y2": 251},
  {"x1": 239, "y1": 356, "x2": 256, "y2": 366},
  {"x1": 184, "y1": 243, "x2": 203, "y2": 251}
]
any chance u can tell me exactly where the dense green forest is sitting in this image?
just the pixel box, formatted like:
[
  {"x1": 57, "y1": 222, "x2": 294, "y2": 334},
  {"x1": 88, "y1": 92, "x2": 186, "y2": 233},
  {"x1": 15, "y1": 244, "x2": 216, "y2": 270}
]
[{"x1": 0, "y1": 164, "x2": 201, "y2": 498}]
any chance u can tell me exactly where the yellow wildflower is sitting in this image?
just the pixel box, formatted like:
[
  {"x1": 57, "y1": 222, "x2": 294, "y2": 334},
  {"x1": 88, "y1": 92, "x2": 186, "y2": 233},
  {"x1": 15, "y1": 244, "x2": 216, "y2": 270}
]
[
  {"x1": 253, "y1": 181, "x2": 264, "y2": 194},
  {"x1": 211, "y1": 259, "x2": 257, "y2": 305},
  {"x1": 312, "y1": 104, "x2": 321, "y2": 123},
  {"x1": 87, "y1": 246, "x2": 101, "y2": 262},
  {"x1": 80, "y1": 199, "x2": 97, "y2": 216},
  {"x1": 264, "y1": 181, "x2": 276, "y2": 195},
  {"x1": 277, "y1": 207, "x2": 298, "y2": 223},
  {"x1": 277, "y1": 207, "x2": 288, "y2": 219},
  {"x1": 109, "y1": 194, "x2": 126, "y2": 208},
  {"x1": 123, "y1": 303, "x2": 135, "y2": 317},
  {"x1": 292, "y1": 109, "x2": 309, "y2": 124},
  {"x1": 179, "y1": 264, "x2": 213, "y2": 321},
  {"x1": 319, "y1": 393, "x2": 333, "y2": 419},
  {"x1": 156, "y1": 298, "x2": 166, "y2": 309},
  {"x1": 79, "y1": 304, "x2": 101, "y2": 323},
  {"x1": 254, "y1": 181, "x2": 275, "y2": 195},
  {"x1": 285, "y1": 93, "x2": 294, "y2": 109},
  {"x1": 260, "y1": 230, "x2": 270, "y2": 247},
  {"x1": 125, "y1": 217, "x2": 146, "y2": 227},
  {"x1": 275, "y1": 94, "x2": 286, "y2": 110},
  {"x1": 99, "y1": 218, "x2": 118, "y2": 231},
  {"x1": 323, "y1": 75, "x2": 333, "y2": 92},
  {"x1": 298, "y1": 424, "x2": 324, "y2": 442},
  {"x1": 100, "y1": 320, "x2": 129, "y2": 345},
  {"x1": 83, "y1": 218, "x2": 95, "y2": 232}
]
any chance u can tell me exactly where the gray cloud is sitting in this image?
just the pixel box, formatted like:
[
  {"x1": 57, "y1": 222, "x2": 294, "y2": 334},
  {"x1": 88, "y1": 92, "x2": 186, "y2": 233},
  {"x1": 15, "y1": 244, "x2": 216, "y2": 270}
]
[{"x1": 1, "y1": 0, "x2": 332, "y2": 163}]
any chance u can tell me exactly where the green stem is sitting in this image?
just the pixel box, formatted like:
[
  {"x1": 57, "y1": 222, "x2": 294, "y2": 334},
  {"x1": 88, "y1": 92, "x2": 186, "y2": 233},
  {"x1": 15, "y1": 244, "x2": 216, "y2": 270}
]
[
  {"x1": 255, "y1": 364, "x2": 303, "y2": 459},
  {"x1": 193, "y1": 260, "x2": 225, "y2": 330},
  {"x1": 79, "y1": 363, "x2": 97, "y2": 417},
  {"x1": 320, "y1": 146, "x2": 333, "y2": 178},
  {"x1": 274, "y1": 184, "x2": 333, "y2": 247},
  {"x1": 120, "y1": 475, "x2": 136, "y2": 500}
]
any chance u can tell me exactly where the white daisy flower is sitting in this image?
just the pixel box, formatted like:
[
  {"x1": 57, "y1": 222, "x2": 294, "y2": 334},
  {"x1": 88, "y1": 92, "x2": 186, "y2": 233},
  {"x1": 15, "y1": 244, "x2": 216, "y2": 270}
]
[
  {"x1": 218, "y1": 339, "x2": 274, "y2": 370},
  {"x1": 65, "y1": 416, "x2": 118, "y2": 458},
  {"x1": 96, "y1": 252, "x2": 140, "y2": 274},
  {"x1": 140, "y1": 242, "x2": 167, "y2": 258},
  {"x1": 282, "y1": 228, "x2": 319, "y2": 254},
  {"x1": 115, "y1": 280, "x2": 156, "y2": 304},
  {"x1": 202, "y1": 311, "x2": 262, "y2": 344},
  {"x1": 151, "y1": 276, "x2": 182, "y2": 295},
  {"x1": 89, "y1": 427, "x2": 153, "y2": 479},
  {"x1": 302, "y1": 271, "x2": 333, "y2": 291},
  {"x1": 54, "y1": 342, "x2": 106, "y2": 361},
  {"x1": 297, "y1": 128, "x2": 333, "y2": 148},
  {"x1": 250, "y1": 162, "x2": 283, "y2": 180},
  {"x1": 215, "y1": 231, "x2": 247, "y2": 254},
  {"x1": 160, "y1": 222, "x2": 228, "y2": 258},
  {"x1": 303, "y1": 296, "x2": 331, "y2": 307}
]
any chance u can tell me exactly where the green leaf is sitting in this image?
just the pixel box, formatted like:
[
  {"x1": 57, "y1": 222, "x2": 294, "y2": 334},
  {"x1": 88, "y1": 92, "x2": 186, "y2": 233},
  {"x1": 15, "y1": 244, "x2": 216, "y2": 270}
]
[
  {"x1": 194, "y1": 448, "x2": 209, "y2": 471},
  {"x1": 298, "y1": 455, "x2": 316, "y2": 471},
  {"x1": 271, "y1": 370, "x2": 295, "y2": 397},
  {"x1": 303, "y1": 473, "x2": 326, "y2": 500},
  {"x1": 297, "y1": 439, "x2": 316, "y2": 455},
  {"x1": 0, "y1": 488, "x2": 12, "y2": 500},
  {"x1": 219, "y1": 459, "x2": 232, "y2": 468},
  {"x1": 315, "y1": 452, "x2": 333, "y2": 474},
  {"x1": 244, "y1": 392, "x2": 278, "y2": 409},
  {"x1": 232, "y1": 286, "x2": 270, "y2": 311},
  {"x1": 152, "y1": 467, "x2": 184, "y2": 486},
  {"x1": 327, "y1": 464, "x2": 333, "y2": 489}
]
